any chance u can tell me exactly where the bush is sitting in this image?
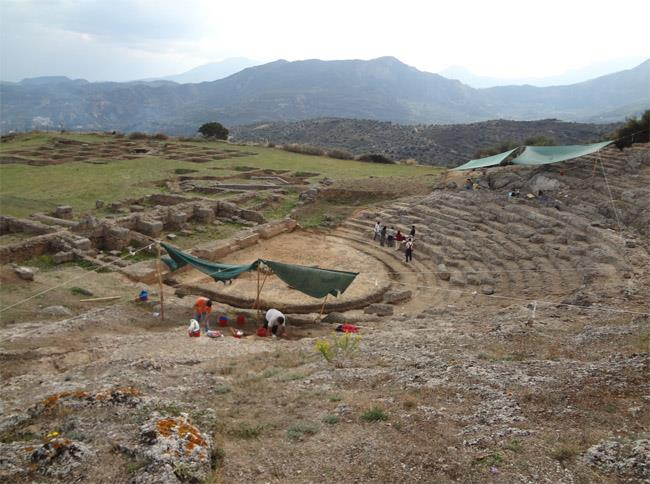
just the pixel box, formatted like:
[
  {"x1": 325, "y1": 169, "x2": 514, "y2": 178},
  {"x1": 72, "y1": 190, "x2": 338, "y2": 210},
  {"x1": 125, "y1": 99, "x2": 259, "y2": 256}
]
[
  {"x1": 327, "y1": 148, "x2": 354, "y2": 160},
  {"x1": 127, "y1": 131, "x2": 148, "y2": 140},
  {"x1": 152, "y1": 133, "x2": 168, "y2": 140},
  {"x1": 614, "y1": 109, "x2": 650, "y2": 149},
  {"x1": 355, "y1": 153, "x2": 394, "y2": 164},
  {"x1": 198, "y1": 122, "x2": 229, "y2": 140},
  {"x1": 286, "y1": 421, "x2": 319, "y2": 440},
  {"x1": 322, "y1": 415, "x2": 340, "y2": 425},
  {"x1": 361, "y1": 407, "x2": 388, "y2": 422},
  {"x1": 282, "y1": 143, "x2": 325, "y2": 156},
  {"x1": 315, "y1": 332, "x2": 361, "y2": 366}
]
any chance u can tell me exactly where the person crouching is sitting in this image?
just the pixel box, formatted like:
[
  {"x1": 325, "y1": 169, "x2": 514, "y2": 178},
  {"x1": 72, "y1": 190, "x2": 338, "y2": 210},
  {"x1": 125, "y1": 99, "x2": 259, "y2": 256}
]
[{"x1": 264, "y1": 308, "x2": 286, "y2": 338}]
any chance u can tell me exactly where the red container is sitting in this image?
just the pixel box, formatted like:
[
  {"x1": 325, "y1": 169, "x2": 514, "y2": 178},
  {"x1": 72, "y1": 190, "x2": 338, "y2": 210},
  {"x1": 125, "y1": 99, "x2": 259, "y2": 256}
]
[
  {"x1": 236, "y1": 314, "x2": 246, "y2": 326},
  {"x1": 256, "y1": 327, "x2": 268, "y2": 337},
  {"x1": 218, "y1": 315, "x2": 228, "y2": 327}
]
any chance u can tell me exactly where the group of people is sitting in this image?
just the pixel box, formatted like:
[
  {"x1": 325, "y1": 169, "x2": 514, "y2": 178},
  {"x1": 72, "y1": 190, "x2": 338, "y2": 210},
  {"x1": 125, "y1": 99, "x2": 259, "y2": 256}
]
[
  {"x1": 373, "y1": 222, "x2": 415, "y2": 263},
  {"x1": 192, "y1": 296, "x2": 286, "y2": 338}
]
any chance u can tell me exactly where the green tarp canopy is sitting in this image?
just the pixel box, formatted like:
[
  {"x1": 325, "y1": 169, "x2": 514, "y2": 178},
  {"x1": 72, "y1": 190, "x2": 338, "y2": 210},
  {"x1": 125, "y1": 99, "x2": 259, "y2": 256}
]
[
  {"x1": 161, "y1": 243, "x2": 258, "y2": 282},
  {"x1": 261, "y1": 259, "x2": 358, "y2": 299},
  {"x1": 160, "y1": 243, "x2": 359, "y2": 299},
  {"x1": 451, "y1": 148, "x2": 518, "y2": 171},
  {"x1": 511, "y1": 141, "x2": 613, "y2": 165}
]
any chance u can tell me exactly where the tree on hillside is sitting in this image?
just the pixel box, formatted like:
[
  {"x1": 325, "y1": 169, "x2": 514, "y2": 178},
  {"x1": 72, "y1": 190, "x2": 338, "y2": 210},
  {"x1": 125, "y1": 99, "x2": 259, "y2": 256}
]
[
  {"x1": 198, "y1": 122, "x2": 229, "y2": 140},
  {"x1": 614, "y1": 110, "x2": 649, "y2": 150}
]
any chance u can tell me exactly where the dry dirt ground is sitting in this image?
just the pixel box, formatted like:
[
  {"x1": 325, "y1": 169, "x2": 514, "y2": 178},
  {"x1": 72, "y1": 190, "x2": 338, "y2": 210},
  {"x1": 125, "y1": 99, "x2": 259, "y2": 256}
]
[{"x1": 1, "y1": 146, "x2": 649, "y2": 483}]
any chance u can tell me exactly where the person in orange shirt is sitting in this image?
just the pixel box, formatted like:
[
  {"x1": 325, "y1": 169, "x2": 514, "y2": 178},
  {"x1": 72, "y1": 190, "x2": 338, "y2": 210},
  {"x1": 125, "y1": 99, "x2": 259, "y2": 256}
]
[{"x1": 193, "y1": 297, "x2": 213, "y2": 333}]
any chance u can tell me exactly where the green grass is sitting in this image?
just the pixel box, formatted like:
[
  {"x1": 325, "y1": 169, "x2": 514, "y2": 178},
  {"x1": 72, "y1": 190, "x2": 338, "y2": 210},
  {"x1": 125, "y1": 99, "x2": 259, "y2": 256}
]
[
  {"x1": 0, "y1": 133, "x2": 440, "y2": 218},
  {"x1": 286, "y1": 421, "x2": 320, "y2": 440},
  {"x1": 322, "y1": 415, "x2": 340, "y2": 425},
  {"x1": 361, "y1": 407, "x2": 388, "y2": 422},
  {"x1": 227, "y1": 422, "x2": 265, "y2": 439}
]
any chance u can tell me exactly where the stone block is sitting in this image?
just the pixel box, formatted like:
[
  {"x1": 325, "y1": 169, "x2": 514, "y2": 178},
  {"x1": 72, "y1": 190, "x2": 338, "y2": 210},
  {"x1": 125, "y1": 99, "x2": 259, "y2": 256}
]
[
  {"x1": 15, "y1": 266, "x2": 34, "y2": 281},
  {"x1": 194, "y1": 207, "x2": 215, "y2": 223},
  {"x1": 53, "y1": 205, "x2": 73, "y2": 220},
  {"x1": 436, "y1": 264, "x2": 450, "y2": 281},
  {"x1": 239, "y1": 209, "x2": 267, "y2": 224},
  {"x1": 449, "y1": 273, "x2": 467, "y2": 286},
  {"x1": 129, "y1": 204, "x2": 145, "y2": 212},
  {"x1": 363, "y1": 303, "x2": 394, "y2": 316},
  {"x1": 235, "y1": 232, "x2": 260, "y2": 249},
  {"x1": 119, "y1": 260, "x2": 161, "y2": 284},
  {"x1": 167, "y1": 211, "x2": 190, "y2": 227},
  {"x1": 256, "y1": 219, "x2": 297, "y2": 239},
  {"x1": 136, "y1": 219, "x2": 163, "y2": 237},
  {"x1": 53, "y1": 251, "x2": 74, "y2": 264},
  {"x1": 95, "y1": 200, "x2": 104, "y2": 209},
  {"x1": 383, "y1": 289, "x2": 412, "y2": 304},
  {"x1": 217, "y1": 201, "x2": 240, "y2": 217},
  {"x1": 72, "y1": 237, "x2": 92, "y2": 250},
  {"x1": 193, "y1": 240, "x2": 237, "y2": 260}
]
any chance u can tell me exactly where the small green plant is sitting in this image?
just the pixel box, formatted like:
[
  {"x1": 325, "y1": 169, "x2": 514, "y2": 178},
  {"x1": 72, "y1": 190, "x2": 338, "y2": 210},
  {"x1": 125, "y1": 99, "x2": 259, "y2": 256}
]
[
  {"x1": 505, "y1": 439, "x2": 523, "y2": 453},
  {"x1": 475, "y1": 452, "x2": 503, "y2": 467},
  {"x1": 286, "y1": 421, "x2": 320, "y2": 440},
  {"x1": 173, "y1": 461, "x2": 197, "y2": 481},
  {"x1": 604, "y1": 402, "x2": 617, "y2": 413},
  {"x1": 228, "y1": 422, "x2": 264, "y2": 439},
  {"x1": 315, "y1": 333, "x2": 361, "y2": 366},
  {"x1": 69, "y1": 286, "x2": 91, "y2": 296},
  {"x1": 212, "y1": 384, "x2": 231, "y2": 395},
  {"x1": 322, "y1": 415, "x2": 340, "y2": 425},
  {"x1": 550, "y1": 445, "x2": 578, "y2": 465},
  {"x1": 361, "y1": 407, "x2": 388, "y2": 422},
  {"x1": 328, "y1": 395, "x2": 342, "y2": 402},
  {"x1": 211, "y1": 447, "x2": 225, "y2": 469}
]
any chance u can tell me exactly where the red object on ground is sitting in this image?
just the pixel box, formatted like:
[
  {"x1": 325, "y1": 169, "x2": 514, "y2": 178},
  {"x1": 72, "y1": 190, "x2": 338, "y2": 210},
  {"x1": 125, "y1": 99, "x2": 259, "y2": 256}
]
[
  {"x1": 339, "y1": 323, "x2": 359, "y2": 333},
  {"x1": 218, "y1": 315, "x2": 228, "y2": 327},
  {"x1": 236, "y1": 314, "x2": 246, "y2": 326},
  {"x1": 188, "y1": 330, "x2": 201, "y2": 337},
  {"x1": 256, "y1": 327, "x2": 268, "y2": 337}
]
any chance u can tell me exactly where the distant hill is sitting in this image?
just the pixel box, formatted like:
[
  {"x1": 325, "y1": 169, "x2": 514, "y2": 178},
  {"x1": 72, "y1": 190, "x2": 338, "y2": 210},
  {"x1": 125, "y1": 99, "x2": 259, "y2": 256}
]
[
  {"x1": 0, "y1": 57, "x2": 647, "y2": 134},
  {"x1": 143, "y1": 57, "x2": 260, "y2": 83},
  {"x1": 439, "y1": 57, "x2": 648, "y2": 88},
  {"x1": 231, "y1": 118, "x2": 619, "y2": 167}
]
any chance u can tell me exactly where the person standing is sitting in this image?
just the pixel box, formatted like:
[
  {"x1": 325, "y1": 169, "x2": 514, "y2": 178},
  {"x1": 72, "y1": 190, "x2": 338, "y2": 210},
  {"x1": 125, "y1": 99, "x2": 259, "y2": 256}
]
[
  {"x1": 380, "y1": 225, "x2": 387, "y2": 246},
  {"x1": 193, "y1": 297, "x2": 213, "y2": 333},
  {"x1": 395, "y1": 229, "x2": 405, "y2": 250},
  {"x1": 405, "y1": 237, "x2": 414, "y2": 263},
  {"x1": 264, "y1": 308, "x2": 286, "y2": 338},
  {"x1": 387, "y1": 226, "x2": 395, "y2": 248},
  {"x1": 410, "y1": 225, "x2": 416, "y2": 238},
  {"x1": 373, "y1": 221, "x2": 381, "y2": 241}
]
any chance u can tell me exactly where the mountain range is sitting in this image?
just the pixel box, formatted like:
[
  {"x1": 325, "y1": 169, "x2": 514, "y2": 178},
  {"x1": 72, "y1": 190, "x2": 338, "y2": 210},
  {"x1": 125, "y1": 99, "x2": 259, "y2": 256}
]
[
  {"x1": 0, "y1": 56, "x2": 648, "y2": 134},
  {"x1": 139, "y1": 57, "x2": 260, "y2": 84}
]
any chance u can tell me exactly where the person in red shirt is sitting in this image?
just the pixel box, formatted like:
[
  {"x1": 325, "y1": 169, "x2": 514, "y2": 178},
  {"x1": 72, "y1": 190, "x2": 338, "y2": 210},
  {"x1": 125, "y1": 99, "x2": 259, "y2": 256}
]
[{"x1": 193, "y1": 297, "x2": 213, "y2": 333}]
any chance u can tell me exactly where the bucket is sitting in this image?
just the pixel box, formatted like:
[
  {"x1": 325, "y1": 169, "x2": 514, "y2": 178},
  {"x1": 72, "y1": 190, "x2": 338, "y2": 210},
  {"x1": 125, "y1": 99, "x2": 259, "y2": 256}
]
[
  {"x1": 256, "y1": 327, "x2": 268, "y2": 337},
  {"x1": 218, "y1": 315, "x2": 228, "y2": 327}
]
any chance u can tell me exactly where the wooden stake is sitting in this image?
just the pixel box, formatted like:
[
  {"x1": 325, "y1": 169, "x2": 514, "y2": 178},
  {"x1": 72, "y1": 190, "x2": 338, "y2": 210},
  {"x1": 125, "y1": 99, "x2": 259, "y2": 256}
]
[
  {"x1": 156, "y1": 243, "x2": 165, "y2": 321},
  {"x1": 317, "y1": 294, "x2": 329, "y2": 322},
  {"x1": 79, "y1": 296, "x2": 121, "y2": 303}
]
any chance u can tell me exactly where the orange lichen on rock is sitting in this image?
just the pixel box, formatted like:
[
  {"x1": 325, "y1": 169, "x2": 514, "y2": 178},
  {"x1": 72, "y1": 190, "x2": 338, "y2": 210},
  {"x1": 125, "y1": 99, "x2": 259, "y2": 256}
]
[
  {"x1": 41, "y1": 390, "x2": 90, "y2": 408},
  {"x1": 155, "y1": 417, "x2": 207, "y2": 455}
]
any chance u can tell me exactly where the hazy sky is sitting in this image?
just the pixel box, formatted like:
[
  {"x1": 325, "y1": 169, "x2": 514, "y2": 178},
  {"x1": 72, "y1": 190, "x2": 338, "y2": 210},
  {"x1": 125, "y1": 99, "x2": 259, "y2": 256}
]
[{"x1": 1, "y1": 0, "x2": 649, "y2": 82}]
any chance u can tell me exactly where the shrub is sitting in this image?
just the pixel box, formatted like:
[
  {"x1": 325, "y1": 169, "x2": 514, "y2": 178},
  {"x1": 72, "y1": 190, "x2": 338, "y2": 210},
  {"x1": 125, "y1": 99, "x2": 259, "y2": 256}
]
[
  {"x1": 315, "y1": 332, "x2": 361, "y2": 366},
  {"x1": 322, "y1": 415, "x2": 340, "y2": 425},
  {"x1": 128, "y1": 131, "x2": 148, "y2": 140},
  {"x1": 228, "y1": 422, "x2": 264, "y2": 439},
  {"x1": 361, "y1": 407, "x2": 388, "y2": 422},
  {"x1": 614, "y1": 109, "x2": 650, "y2": 149},
  {"x1": 282, "y1": 143, "x2": 325, "y2": 156},
  {"x1": 286, "y1": 421, "x2": 319, "y2": 440},
  {"x1": 355, "y1": 153, "x2": 394, "y2": 164},
  {"x1": 327, "y1": 148, "x2": 354, "y2": 160},
  {"x1": 198, "y1": 122, "x2": 229, "y2": 140},
  {"x1": 152, "y1": 133, "x2": 169, "y2": 140}
]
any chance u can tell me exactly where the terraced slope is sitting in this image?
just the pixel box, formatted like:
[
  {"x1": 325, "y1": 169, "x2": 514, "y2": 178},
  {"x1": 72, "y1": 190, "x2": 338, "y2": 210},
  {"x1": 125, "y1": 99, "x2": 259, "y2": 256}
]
[{"x1": 330, "y1": 143, "x2": 649, "y2": 314}]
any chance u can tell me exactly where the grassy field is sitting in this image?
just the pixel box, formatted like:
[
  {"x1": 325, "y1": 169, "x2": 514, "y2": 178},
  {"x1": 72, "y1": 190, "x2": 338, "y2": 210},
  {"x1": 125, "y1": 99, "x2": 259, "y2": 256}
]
[{"x1": 0, "y1": 133, "x2": 441, "y2": 218}]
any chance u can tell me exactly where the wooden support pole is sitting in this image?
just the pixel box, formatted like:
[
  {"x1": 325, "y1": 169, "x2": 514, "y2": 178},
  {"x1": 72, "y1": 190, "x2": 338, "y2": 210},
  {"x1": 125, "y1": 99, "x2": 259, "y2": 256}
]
[
  {"x1": 317, "y1": 294, "x2": 329, "y2": 322},
  {"x1": 80, "y1": 296, "x2": 121, "y2": 303},
  {"x1": 156, "y1": 243, "x2": 165, "y2": 321}
]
